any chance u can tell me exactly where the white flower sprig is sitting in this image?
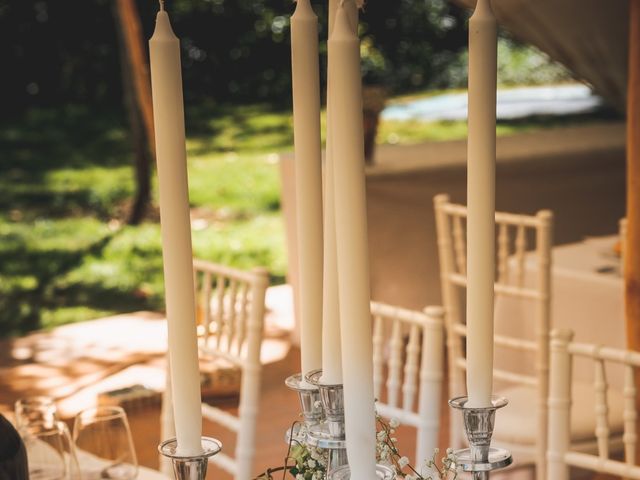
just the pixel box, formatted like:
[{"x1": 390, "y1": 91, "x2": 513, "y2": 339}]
[
  {"x1": 254, "y1": 416, "x2": 459, "y2": 479},
  {"x1": 254, "y1": 421, "x2": 328, "y2": 480},
  {"x1": 375, "y1": 414, "x2": 459, "y2": 480}
]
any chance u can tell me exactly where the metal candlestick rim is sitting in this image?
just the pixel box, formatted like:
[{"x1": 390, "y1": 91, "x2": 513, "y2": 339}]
[
  {"x1": 305, "y1": 368, "x2": 343, "y2": 388},
  {"x1": 285, "y1": 373, "x2": 320, "y2": 392},
  {"x1": 448, "y1": 395, "x2": 513, "y2": 473},
  {"x1": 330, "y1": 464, "x2": 395, "y2": 480},
  {"x1": 306, "y1": 423, "x2": 347, "y2": 449},
  {"x1": 448, "y1": 395, "x2": 508, "y2": 411},
  {"x1": 452, "y1": 447, "x2": 513, "y2": 471},
  {"x1": 158, "y1": 437, "x2": 222, "y2": 460}
]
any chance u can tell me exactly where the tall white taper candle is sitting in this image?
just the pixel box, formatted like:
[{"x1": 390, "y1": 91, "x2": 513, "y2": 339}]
[
  {"x1": 465, "y1": 0, "x2": 497, "y2": 408},
  {"x1": 149, "y1": 5, "x2": 203, "y2": 455},
  {"x1": 321, "y1": 128, "x2": 342, "y2": 384},
  {"x1": 321, "y1": 0, "x2": 359, "y2": 387},
  {"x1": 329, "y1": 2, "x2": 377, "y2": 475},
  {"x1": 290, "y1": 0, "x2": 323, "y2": 380},
  {"x1": 320, "y1": 0, "x2": 343, "y2": 386}
]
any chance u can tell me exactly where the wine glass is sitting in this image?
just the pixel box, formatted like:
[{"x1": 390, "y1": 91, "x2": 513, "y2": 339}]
[
  {"x1": 21, "y1": 421, "x2": 72, "y2": 480},
  {"x1": 15, "y1": 396, "x2": 58, "y2": 430},
  {"x1": 73, "y1": 406, "x2": 138, "y2": 479}
]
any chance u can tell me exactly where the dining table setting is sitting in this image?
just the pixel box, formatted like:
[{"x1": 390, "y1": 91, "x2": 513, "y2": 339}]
[{"x1": 2, "y1": 395, "x2": 168, "y2": 480}]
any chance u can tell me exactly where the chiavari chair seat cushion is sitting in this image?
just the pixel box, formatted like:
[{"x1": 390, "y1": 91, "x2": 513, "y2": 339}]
[{"x1": 494, "y1": 382, "x2": 625, "y2": 446}]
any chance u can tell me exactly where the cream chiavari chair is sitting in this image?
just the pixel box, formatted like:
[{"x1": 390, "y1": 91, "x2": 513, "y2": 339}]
[
  {"x1": 371, "y1": 301, "x2": 445, "y2": 468},
  {"x1": 548, "y1": 329, "x2": 633, "y2": 480},
  {"x1": 434, "y1": 193, "x2": 553, "y2": 480},
  {"x1": 161, "y1": 260, "x2": 269, "y2": 480}
]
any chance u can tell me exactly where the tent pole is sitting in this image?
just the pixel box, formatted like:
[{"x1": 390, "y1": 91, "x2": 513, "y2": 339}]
[
  {"x1": 626, "y1": 0, "x2": 640, "y2": 355},
  {"x1": 626, "y1": 0, "x2": 640, "y2": 462}
]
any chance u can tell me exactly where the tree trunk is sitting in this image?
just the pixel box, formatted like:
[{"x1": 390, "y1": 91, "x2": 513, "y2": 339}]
[
  {"x1": 626, "y1": 0, "x2": 640, "y2": 465},
  {"x1": 112, "y1": 0, "x2": 152, "y2": 225},
  {"x1": 115, "y1": 0, "x2": 155, "y2": 150}
]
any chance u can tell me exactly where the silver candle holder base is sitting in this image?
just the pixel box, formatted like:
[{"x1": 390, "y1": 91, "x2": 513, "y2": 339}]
[
  {"x1": 285, "y1": 373, "x2": 324, "y2": 443},
  {"x1": 449, "y1": 396, "x2": 512, "y2": 479},
  {"x1": 158, "y1": 437, "x2": 222, "y2": 480}
]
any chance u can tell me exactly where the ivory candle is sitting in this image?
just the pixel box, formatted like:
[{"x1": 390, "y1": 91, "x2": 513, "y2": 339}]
[
  {"x1": 290, "y1": 0, "x2": 323, "y2": 379},
  {"x1": 320, "y1": 0, "x2": 343, "y2": 386},
  {"x1": 329, "y1": 3, "x2": 377, "y2": 476},
  {"x1": 320, "y1": 124, "x2": 342, "y2": 384},
  {"x1": 149, "y1": 5, "x2": 203, "y2": 455},
  {"x1": 465, "y1": 0, "x2": 497, "y2": 408}
]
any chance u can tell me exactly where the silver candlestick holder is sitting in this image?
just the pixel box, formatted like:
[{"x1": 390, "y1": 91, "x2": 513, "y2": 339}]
[
  {"x1": 449, "y1": 396, "x2": 512, "y2": 479},
  {"x1": 305, "y1": 370, "x2": 396, "y2": 480},
  {"x1": 158, "y1": 436, "x2": 222, "y2": 480},
  {"x1": 305, "y1": 369, "x2": 348, "y2": 474},
  {"x1": 285, "y1": 373, "x2": 324, "y2": 443}
]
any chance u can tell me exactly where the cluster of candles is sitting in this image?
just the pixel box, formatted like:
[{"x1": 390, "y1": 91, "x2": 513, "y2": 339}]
[{"x1": 148, "y1": 0, "x2": 498, "y2": 477}]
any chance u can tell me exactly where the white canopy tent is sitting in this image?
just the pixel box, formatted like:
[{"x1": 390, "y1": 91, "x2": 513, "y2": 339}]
[{"x1": 452, "y1": 0, "x2": 629, "y2": 111}]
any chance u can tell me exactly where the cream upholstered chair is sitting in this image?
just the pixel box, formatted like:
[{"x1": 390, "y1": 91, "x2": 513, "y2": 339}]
[
  {"x1": 434, "y1": 194, "x2": 553, "y2": 480},
  {"x1": 161, "y1": 260, "x2": 269, "y2": 480},
  {"x1": 548, "y1": 329, "x2": 634, "y2": 480},
  {"x1": 371, "y1": 301, "x2": 445, "y2": 468}
]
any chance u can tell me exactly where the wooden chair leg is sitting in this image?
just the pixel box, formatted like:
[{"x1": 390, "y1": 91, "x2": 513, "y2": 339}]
[{"x1": 547, "y1": 329, "x2": 573, "y2": 480}]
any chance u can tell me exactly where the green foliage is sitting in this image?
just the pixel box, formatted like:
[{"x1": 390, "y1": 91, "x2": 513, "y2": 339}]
[
  {"x1": 0, "y1": 0, "x2": 472, "y2": 114},
  {"x1": 0, "y1": 104, "x2": 287, "y2": 337},
  {"x1": 357, "y1": 0, "x2": 468, "y2": 91},
  {"x1": 497, "y1": 37, "x2": 572, "y2": 86}
]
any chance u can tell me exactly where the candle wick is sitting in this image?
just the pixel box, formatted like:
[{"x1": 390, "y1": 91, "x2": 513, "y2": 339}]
[{"x1": 159, "y1": 0, "x2": 165, "y2": 11}]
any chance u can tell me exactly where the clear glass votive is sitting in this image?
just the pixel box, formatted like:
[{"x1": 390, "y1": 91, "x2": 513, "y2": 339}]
[
  {"x1": 21, "y1": 420, "x2": 77, "y2": 480},
  {"x1": 73, "y1": 406, "x2": 138, "y2": 480},
  {"x1": 15, "y1": 396, "x2": 58, "y2": 430}
]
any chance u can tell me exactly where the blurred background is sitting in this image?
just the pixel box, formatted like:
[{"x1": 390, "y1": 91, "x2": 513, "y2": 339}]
[{"x1": 0, "y1": 0, "x2": 620, "y2": 337}]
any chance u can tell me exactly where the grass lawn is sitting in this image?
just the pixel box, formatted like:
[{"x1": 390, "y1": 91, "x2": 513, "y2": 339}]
[{"x1": 0, "y1": 97, "x2": 618, "y2": 337}]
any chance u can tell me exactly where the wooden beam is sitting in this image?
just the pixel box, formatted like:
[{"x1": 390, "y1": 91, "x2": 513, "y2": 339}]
[
  {"x1": 626, "y1": 0, "x2": 640, "y2": 467},
  {"x1": 626, "y1": 0, "x2": 640, "y2": 350}
]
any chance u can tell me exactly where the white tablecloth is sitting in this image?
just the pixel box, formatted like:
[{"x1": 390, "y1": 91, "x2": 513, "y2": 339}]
[
  {"x1": 494, "y1": 235, "x2": 625, "y2": 385},
  {"x1": 76, "y1": 449, "x2": 168, "y2": 480}
]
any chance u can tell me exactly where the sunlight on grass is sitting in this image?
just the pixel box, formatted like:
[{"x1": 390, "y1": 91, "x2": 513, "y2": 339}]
[
  {"x1": 376, "y1": 113, "x2": 612, "y2": 146},
  {"x1": 378, "y1": 119, "x2": 470, "y2": 144},
  {"x1": 187, "y1": 153, "x2": 281, "y2": 215},
  {"x1": 192, "y1": 213, "x2": 286, "y2": 283}
]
